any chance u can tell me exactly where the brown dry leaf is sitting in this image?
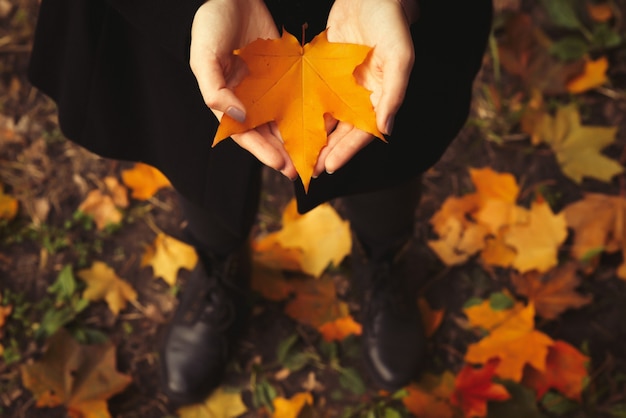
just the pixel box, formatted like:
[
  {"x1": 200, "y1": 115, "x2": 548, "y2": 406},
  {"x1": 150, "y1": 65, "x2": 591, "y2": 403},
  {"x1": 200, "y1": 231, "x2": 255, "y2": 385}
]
[
  {"x1": 503, "y1": 198, "x2": 568, "y2": 273},
  {"x1": 537, "y1": 104, "x2": 622, "y2": 183},
  {"x1": 587, "y1": 2, "x2": 613, "y2": 22},
  {"x1": 318, "y1": 315, "x2": 362, "y2": 341},
  {"x1": 214, "y1": 30, "x2": 381, "y2": 190},
  {"x1": 177, "y1": 387, "x2": 247, "y2": 418},
  {"x1": 284, "y1": 274, "x2": 349, "y2": 328},
  {"x1": 272, "y1": 392, "x2": 313, "y2": 418},
  {"x1": 497, "y1": 12, "x2": 585, "y2": 94},
  {"x1": 20, "y1": 329, "x2": 131, "y2": 417},
  {"x1": 465, "y1": 303, "x2": 554, "y2": 382},
  {"x1": 76, "y1": 261, "x2": 138, "y2": 316},
  {"x1": 251, "y1": 263, "x2": 295, "y2": 301},
  {"x1": 121, "y1": 162, "x2": 171, "y2": 200},
  {"x1": 0, "y1": 183, "x2": 18, "y2": 221},
  {"x1": 418, "y1": 298, "x2": 445, "y2": 338},
  {"x1": 78, "y1": 190, "x2": 123, "y2": 230},
  {"x1": 523, "y1": 340, "x2": 589, "y2": 401},
  {"x1": 254, "y1": 199, "x2": 351, "y2": 277},
  {"x1": 450, "y1": 359, "x2": 511, "y2": 418},
  {"x1": 402, "y1": 372, "x2": 457, "y2": 418},
  {"x1": 0, "y1": 292, "x2": 12, "y2": 329},
  {"x1": 141, "y1": 233, "x2": 198, "y2": 286},
  {"x1": 567, "y1": 57, "x2": 609, "y2": 94},
  {"x1": 512, "y1": 263, "x2": 592, "y2": 320},
  {"x1": 564, "y1": 193, "x2": 626, "y2": 279}
]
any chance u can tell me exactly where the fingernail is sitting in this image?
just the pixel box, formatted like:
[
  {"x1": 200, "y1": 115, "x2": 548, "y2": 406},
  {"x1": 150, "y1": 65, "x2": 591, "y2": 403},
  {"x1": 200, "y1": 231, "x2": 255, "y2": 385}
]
[
  {"x1": 326, "y1": 169, "x2": 334, "y2": 175},
  {"x1": 385, "y1": 116, "x2": 395, "y2": 135},
  {"x1": 311, "y1": 174, "x2": 318, "y2": 179},
  {"x1": 226, "y1": 106, "x2": 246, "y2": 123}
]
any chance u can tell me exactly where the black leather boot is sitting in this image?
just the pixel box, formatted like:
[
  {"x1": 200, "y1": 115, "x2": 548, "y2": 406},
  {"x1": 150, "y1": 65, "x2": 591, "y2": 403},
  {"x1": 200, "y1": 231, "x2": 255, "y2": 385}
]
[
  {"x1": 352, "y1": 237, "x2": 427, "y2": 391},
  {"x1": 159, "y1": 244, "x2": 251, "y2": 405}
]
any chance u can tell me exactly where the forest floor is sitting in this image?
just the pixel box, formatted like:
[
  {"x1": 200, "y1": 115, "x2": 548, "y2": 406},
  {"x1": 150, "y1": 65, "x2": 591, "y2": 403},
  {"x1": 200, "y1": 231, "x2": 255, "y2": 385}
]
[{"x1": 1, "y1": 0, "x2": 626, "y2": 417}]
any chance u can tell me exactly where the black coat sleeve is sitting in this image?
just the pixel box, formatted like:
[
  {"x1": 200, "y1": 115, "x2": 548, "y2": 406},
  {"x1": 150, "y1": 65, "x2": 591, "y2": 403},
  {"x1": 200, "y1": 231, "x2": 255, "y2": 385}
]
[{"x1": 106, "y1": 0, "x2": 207, "y2": 64}]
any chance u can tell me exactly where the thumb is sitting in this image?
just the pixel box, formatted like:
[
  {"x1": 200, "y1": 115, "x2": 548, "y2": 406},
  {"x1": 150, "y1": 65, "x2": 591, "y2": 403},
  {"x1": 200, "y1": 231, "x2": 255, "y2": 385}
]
[{"x1": 191, "y1": 54, "x2": 247, "y2": 123}]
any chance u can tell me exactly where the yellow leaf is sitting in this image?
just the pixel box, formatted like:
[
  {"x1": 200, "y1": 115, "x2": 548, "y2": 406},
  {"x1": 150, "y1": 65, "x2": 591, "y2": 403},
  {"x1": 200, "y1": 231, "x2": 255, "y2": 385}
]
[
  {"x1": 538, "y1": 104, "x2": 622, "y2": 183},
  {"x1": 254, "y1": 200, "x2": 351, "y2": 277},
  {"x1": 178, "y1": 387, "x2": 247, "y2": 418},
  {"x1": 470, "y1": 167, "x2": 520, "y2": 203},
  {"x1": 77, "y1": 262, "x2": 137, "y2": 316},
  {"x1": 318, "y1": 315, "x2": 362, "y2": 341},
  {"x1": 21, "y1": 329, "x2": 131, "y2": 417},
  {"x1": 511, "y1": 263, "x2": 592, "y2": 320},
  {"x1": 567, "y1": 57, "x2": 609, "y2": 94},
  {"x1": 142, "y1": 233, "x2": 198, "y2": 286},
  {"x1": 503, "y1": 199, "x2": 568, "y2": 273},
  {"x1": 121, "y1": 162, "x2": 171, "y2": 200},
  {"x1": 272, "y1": 392, "x2": 313, "y2": 418},
  {"x1": 103, "y1": 176, "x2": 129, "y2": 208},
  {"x1": 464, "y1": 296, "x2": 525, "y2": 332},
  {"x1": 480, "y1": 235, "x2": 517, "y2": 268},
  {"x1": 215, "y1": 30, "x2": 381, "y2": 191},
  {"x1": 78, "y1": 190, "x2": 123, "y2": 230},
  {"x1": 0, "y1": 183, "x2": 18, "y2": 221},
  {"x1": 465, "y1": 304, "x2": 554, "y2": 382}
]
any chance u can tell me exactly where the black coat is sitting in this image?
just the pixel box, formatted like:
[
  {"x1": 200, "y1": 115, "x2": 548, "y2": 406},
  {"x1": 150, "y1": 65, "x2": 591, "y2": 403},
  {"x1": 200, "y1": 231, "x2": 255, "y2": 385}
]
[{"x1": 29, "y1": 0, "x2": 492, "y2": 224}]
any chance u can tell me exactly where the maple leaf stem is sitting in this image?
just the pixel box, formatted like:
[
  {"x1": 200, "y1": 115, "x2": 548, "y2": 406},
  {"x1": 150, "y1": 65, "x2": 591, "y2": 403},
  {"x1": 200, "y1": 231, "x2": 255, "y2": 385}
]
[{"x1": 301, "y1": 23, "x2": 308, "y2": 47}]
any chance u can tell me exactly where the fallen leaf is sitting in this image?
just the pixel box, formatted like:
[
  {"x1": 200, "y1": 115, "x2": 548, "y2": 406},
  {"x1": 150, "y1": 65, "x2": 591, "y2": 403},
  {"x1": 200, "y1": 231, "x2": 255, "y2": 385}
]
[
  {"x1": 78, "y1": 190, "x2": 123, "y2": 230},
  {"x1": 567, "y1": 57, "x2": 609, "y2": 93},
  {"x1": 497, "y1": 12, "x2": 585, "y2": 94},
  {"x1": 121, "y1": 162, "x2": 171, "y2": 200},
  {"x1": 251, "y1": 263, "x2": 295, "y2": 301},
  {"x1": 536, "y1": 104, "x2": 622, "y2": 183},
  {"x1": 20, "y1": 329, "x2": 131, "y2": 417},
  {"x1": 464, "y1": 295, "x2": 525, "y2": 332},
  {"x1": 318, "y1": 315, "x2": 362, "y2": 341},
  {"x1": 480, "y1": 235, "x2": 517, "y2": 268},
  {"x1": 76, "y1": 261, "x2": 138, "y2": 316},
  {"x1": 178, "y1": 387, "x2": 247, "y2": 418},
  {"x1": 587, "y1": 2, "x2": 613, "y2": 22},
  {"x1": 523, "y1": 340, "x2": 589, "y2": 400},
  {"x1": 141, "y1": 233, "x2": 198, "y2": 286},
  {"x1": 470, "y1": 167, "x2": 520, "y2": 204},
  {"x1": 465, "y1": 303, "x2": 554, "y2": 382},
  {"x1": 0, "y1": 292, "x2": 12, "y2": 329},
  {"x1": 0, "y1": 183, "x2": 18, "y2": 221},
  {"x1": 254, "y1": 199, "x2": 351, "y2": 277},
  {"x1": 284, "y1": 274, "x2": 349, "y2": 328},
  {"x1": 503, "y1": 198, "x2": 568, "y2": 273},
  {"x1": 451, "y1": 359, "x2": 511, "y2": 417},
  {"x1": 564, "y1": 193, "x2": 626, "y2": 279},
  {"x1": 402, "y1": 372, "x2": 457, "y2": 418},
  {"x1": 511, "y1": 263, "x2": 592, "y2": 320},
  {"x1": 214, "y1": 30, "x2": 382, "y2": 190},
  {"x1": 418, "y1": 298, "x2": 445, "y2": 338},
  {"x1": 272, "y1": 392, "x2": 313, "y2": 418},
  {"x1": 103, "y1": 176, "x2": 129, "y2": 208}
]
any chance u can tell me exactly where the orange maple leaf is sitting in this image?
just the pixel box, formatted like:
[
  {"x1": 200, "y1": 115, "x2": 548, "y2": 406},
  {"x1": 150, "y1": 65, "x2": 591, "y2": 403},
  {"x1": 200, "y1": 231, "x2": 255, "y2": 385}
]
[
  {"x1": 522, "y1": 340, "x2": 589, "y2": 401},
  {"x1": 214, "y1": 30, "x2": 382, "y2": 190},
  {"x1": 272, "y1": 392, "x2": 313, "y2": 418},
  {"x1": 451, "y1": 359, "x2": 511, "y2": 418},
  {"x1": 121, "y1": 162, "x2": 171, "y2": 200},
  {"x1": 402, "y1": 372, "x2": 457, "y2": 418},
  {"x1": 318, "y1": 315, "x2": 362, "y2": 342},
  {"x1": 284, "y1": 274, "x2": 349, "y2": 329},
  {"x1": 567, "y1": 57, "x2": 609, "y2": 94},
  {"x1": 511, "y1": 263, "x2": 592, "y2": 320},
  {"x1": 465, "y1": 303, "x2": 554, "y2": 382}
]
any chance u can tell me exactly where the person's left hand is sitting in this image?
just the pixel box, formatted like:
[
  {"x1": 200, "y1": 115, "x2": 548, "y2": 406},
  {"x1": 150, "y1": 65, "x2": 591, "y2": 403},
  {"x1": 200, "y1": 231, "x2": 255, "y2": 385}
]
[{"x1": 313, "y1": 0, "x2": 418, "y2": 177}]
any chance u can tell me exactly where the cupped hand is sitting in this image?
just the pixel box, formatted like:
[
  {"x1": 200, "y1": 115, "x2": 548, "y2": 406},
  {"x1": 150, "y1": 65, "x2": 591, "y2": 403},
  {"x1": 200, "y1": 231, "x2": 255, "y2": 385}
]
[
  {"x1": 314, "y1": 0, "x2": 418, "y2": 177},
  {"x1": 190, "y1": 0, "x2": 297, "y2": 180}
]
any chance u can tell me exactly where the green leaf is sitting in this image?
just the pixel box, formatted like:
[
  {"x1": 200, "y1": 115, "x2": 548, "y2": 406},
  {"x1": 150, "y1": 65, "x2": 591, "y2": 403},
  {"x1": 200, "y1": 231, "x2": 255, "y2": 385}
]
[
  {"x1": 487, "y1": 381, "x2": 541, "y2": 418},
  {"x1": 540, "y1": 0, "x2": 584, "y2": 29},
  {"x1": 580, "y1": 246, "x2": 604, "y2": 263},
  {"x1": 276, "y1": 333, "x2": 299, "y2": 364},
  {"x1": 48, "y1": 265, "x2": 76, "y2": 301},
  {"x1": 541, "y1": 392, "x2": 580, "y2": 415},
  {"x1": 591, "y1": 23, "x2": 623, "y2": 49},
  {"x1": 284, "y1": 351, "x2": 313, "y2": 372},
  {"x1": 338, "y1": 367, "x2": 366, "y2": 395},
  {"x1": 383, "y1": 407, "x2": 402, "y2": 418},
  {"x1": 489, "y1": 292, "x2": 514, "y2": 311},
  {"x1": 319, "y1": 340, "x2": 338, "y2": 362},
  {"x1": 549, "y1": 37, "x2": 589, "y2": 61},
  {"x1": 35, "y1": 307, "x2": 77, "y2": 340},
  {"x1": 463, "y1": 297, "x2": 484, "y2": 309}
]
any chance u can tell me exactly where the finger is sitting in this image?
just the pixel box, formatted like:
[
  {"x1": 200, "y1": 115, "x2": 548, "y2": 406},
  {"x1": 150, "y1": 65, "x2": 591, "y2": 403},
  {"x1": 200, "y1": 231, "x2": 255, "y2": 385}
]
[
  {"x1": 374, "y1": 43, "x2": 414, "y2": 135},
  {"x1": 324, "y1": 125, "x2": 374, "y2": 174},
  {"x1": 231, "y1": 127, "x2": 297, "y2": 180},
  {"x1": 191, "y1": 54, "x2": 248, "y2": 123},
  {"x1": 313, "y1": 121, "x2": 352, "y2": 177}
]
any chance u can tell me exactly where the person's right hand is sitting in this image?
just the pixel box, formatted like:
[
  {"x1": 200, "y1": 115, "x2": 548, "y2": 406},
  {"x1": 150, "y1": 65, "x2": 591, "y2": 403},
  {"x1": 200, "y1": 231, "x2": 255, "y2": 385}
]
[{"x1": 190, "y1": 0, "x2": 298, "y2": 180}]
